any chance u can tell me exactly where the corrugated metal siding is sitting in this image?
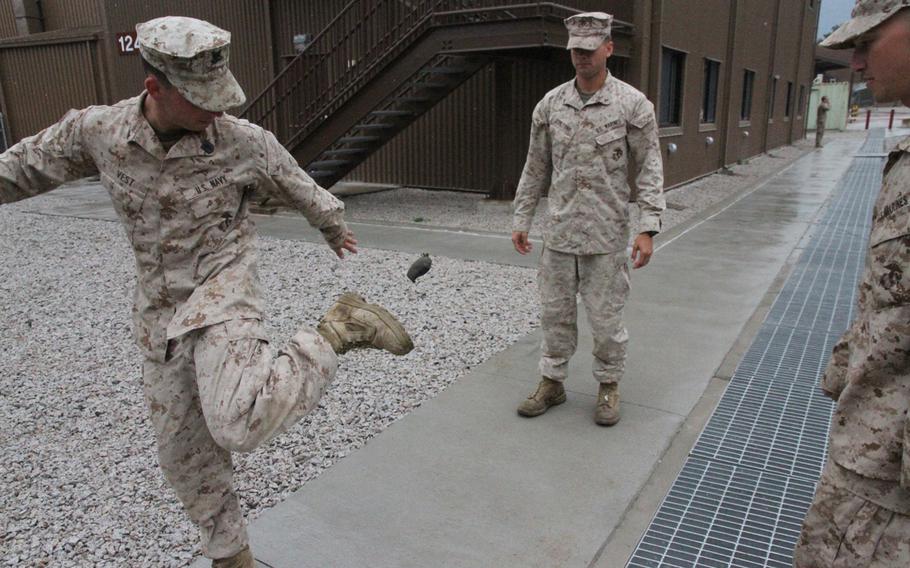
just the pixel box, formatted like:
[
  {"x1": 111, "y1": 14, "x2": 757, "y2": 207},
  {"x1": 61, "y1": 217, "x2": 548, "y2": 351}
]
[
  {"x1": 350, "y1": 63, "x2": 496, "y2": 190},
  {"x1": 270, "y1": 0, "x2": 349, "y2": 72},
  {"x1": 41, "y1": 0, "x2": 102, "y2": 30},
  {"x1": 351, "y1": 56, "x2": 571, "y2": 190},
  {"x1": 0, "y1": 1, "x2": 16, "y2": 39},
  {"x1": 0, "y1": 40, "x2": 102, "y2": 140},
  {"x1": 577, "y1": 0, "x2": 632, "y2": 23},
  {"x1": 103, "y1": 0, "x2": 273, "y2": 107}
]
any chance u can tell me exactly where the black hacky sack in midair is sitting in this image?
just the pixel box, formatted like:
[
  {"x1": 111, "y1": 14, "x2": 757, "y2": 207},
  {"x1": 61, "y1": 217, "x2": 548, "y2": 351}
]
[{"x1": 407, "y1": 253, "x2": 432, "y2": 282}]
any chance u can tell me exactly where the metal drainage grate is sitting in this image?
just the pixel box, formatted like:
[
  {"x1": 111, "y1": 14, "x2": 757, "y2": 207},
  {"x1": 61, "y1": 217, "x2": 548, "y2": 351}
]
[
  {"x1": 626, "y1": 131, "x2": 885, "y2": 567},
  {"x1": 628, "y1": 459, "x2": 818, "y2": 568}
]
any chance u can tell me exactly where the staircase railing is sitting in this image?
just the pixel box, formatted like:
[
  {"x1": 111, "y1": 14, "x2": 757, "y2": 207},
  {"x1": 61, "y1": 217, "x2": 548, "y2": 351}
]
[{"x1": 241, "y1": 1, "x2": 566, "y2": 148}]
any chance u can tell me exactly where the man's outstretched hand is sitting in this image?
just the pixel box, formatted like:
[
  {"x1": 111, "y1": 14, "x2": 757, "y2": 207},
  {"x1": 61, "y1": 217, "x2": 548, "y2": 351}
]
[
  {"x1": 631, "y1": 233, "x2": 653, "y2": 269},
  {"x1": 334, "y1": 231, "x2": 358, "y2": 258},
  {"x1": 512, "y1": 231, "x2": 533, "y2": 255}
]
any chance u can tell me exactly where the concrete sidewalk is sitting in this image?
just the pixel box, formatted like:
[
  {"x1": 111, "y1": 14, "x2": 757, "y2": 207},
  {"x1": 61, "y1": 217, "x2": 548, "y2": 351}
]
[{"x1": 185, "y1": 137, "x2": 864, "y2": 567}]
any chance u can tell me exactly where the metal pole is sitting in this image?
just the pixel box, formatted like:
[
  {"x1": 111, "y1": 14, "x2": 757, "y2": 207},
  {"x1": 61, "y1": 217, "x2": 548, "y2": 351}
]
[
  {"x1": 889, "y1": 108, "x2": 895, "y2": 129},
  {"x1": 866, "y1": 109, "x2": 871, "y2": 130}
]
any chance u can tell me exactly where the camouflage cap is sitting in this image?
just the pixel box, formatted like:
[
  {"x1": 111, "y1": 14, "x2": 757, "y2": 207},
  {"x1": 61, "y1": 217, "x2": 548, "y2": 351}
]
[
  {"x1": 821, "y1": 0, "x2": 910, "y2": 49},
  {"x1": 136, "y1": 16, "x2": 246, "y2": 112},
  {"x1": 565, "y1": 12, "x2": 612, "y2": 50}
]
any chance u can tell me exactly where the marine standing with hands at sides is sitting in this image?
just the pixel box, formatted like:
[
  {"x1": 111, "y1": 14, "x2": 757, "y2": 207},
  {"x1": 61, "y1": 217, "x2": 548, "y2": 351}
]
[
  {"x1": 796, "y1": 1, "x2": 910, "y2": 565},
  {"x1": 511, "y1": 12, "x2": 665, "y2": 426},
  {"x1": 0, "y1": 16, "x2": 414, "y2": 568},
  {"x1": 816, "y1": 95, "x2": 831, "y2": 148}
]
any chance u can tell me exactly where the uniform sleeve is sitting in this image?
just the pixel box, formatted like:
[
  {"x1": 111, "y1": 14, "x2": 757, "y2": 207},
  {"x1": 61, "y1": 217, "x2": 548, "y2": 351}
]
[
  {"x1": 819, "y1": 329, "x2": 853, "y2": 401},
  {"x1": 512, "y1": 100, "x2": 551, "y2": 233},
  {"x1": 626, "y1": 98, "x2": 665, "y2": 235},
  {"x1": 260, "y1": 130, "x2": 348, "y2": 248},
  {"x1": 0, "y1": 109, "x2": 97, "y2": 205}
]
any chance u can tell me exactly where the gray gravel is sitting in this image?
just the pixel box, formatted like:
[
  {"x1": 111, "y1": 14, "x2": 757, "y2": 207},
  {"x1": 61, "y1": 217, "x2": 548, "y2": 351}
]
[
  {"x1": 1, "y1": 135, "x2": 821, "y2": 566},
  {"x1": 0, "y1": 203, "x2": 538, "y2": 566}
]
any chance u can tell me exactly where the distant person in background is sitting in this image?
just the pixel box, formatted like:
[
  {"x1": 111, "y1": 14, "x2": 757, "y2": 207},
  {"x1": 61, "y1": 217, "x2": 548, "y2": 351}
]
[
  {"x1": 795, "y1": 1, "x2": 910, "y2": 566},
  {"x1": 815, "y1": 95, "x2": 831, "y2": 148}
]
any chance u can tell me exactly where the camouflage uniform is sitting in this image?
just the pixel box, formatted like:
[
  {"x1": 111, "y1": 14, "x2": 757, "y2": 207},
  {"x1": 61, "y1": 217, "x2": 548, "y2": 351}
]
[
  {"x1": 797, "y1": 1, "x2": 910, "y2": 562},
  {"x1": 816, "y1": 100, "x2": 831, "y2": 148},
  {"x1": 0, "y1": 19, "x2": 348, "y2": 558},
  {"x1": 794, "y1": 139, "x2": 910, "y2": 566},
  {"x1": 512, "y1": 73, "x2": 664, "y2": 384}
]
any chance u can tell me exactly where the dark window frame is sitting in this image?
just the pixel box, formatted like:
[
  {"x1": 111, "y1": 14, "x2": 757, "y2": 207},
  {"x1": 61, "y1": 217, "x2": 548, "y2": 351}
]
[
  {"x1": 785, "y1": 81, "x2": 794, "y2": 118},
  {"x1": 741, "y1": 69, "x2": 755, "y2": 122},
  {"x1": 701, "y1": 58, "x2": 721, "y2": 124},
  {"x1": 659, "y1": 46, "x2": 687, "y2": 128},
  {"x1": 768, "y1": 76, "x2": 778, "y2": 122}
]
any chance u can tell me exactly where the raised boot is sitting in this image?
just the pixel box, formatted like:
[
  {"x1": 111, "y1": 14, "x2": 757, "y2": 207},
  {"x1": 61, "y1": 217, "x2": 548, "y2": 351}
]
[
  {"x1": 317, "y1": 292, "x2": 414, "y2": 355},
  {"x1": 212, "y1": 546, "x2": 254, "y2": 568},
  {"x1": 517, "y1": 378, "x2": 566, "y2": 417},
  {"x1": 595, "y1": 382, "x2": 620, "y2": 426}
]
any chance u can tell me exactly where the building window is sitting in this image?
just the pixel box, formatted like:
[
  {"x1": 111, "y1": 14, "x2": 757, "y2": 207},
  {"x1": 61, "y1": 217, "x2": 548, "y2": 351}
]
[
  {"x1": 768, "y1": 76, "x2": 778, "y2": 120},
  {"x1": 701, "y1": 59, "x2": 721, "y2": 123},
  {"x1": 785, "y1": 81, "x2": 793, "y2": 118},
  {"x1": 660, "y1": 47, "x2": 686, "y2": 127},
  {"x1": 741, "y1": 69, "x2": 755, "y2": 121},
  {"x1": 607, "y1": 56, "x2": 629, "y2": 81}
]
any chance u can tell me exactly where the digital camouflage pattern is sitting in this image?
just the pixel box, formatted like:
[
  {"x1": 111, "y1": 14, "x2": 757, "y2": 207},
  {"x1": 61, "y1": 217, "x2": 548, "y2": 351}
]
[
  {"x1": 816, "y1": 100, "x2": 830, "y2": 148},
  {"x1": 512, "y1": 73, "x2": 665, "y2": 255},
  {"x1": 820, "y1": 137, "x2": 910, "y2": 488},
  {"x1": 798, "y1": 137, "x2": 910, "y2": 565},
  {"x1": 564, "y1": 12, "x2": 612, "y2": 51},
  {"x1": 794, "y1": 460, "x2": 910, "y2": 566},
  {"x1": 821, "y1": 0, "x2": 910, "y2": 49},
  {"x1": 144, "y1": 320, "x2": 337, "y2": 558},
  {"x1": 513, "y1": 72, "x2": 661, "y2": 388},
  {"x1": 537, "y1": 248, "x2": 630, "y2": 383},
  {"x1": 137, "y1": 16, "x2": 246, "y2": 112},
  {"x1": 0, "y1": 93, "x2": 349, "y2": 558},
  {"x1": 0, "y1": 94, "x2": 348, "y2": 363}
]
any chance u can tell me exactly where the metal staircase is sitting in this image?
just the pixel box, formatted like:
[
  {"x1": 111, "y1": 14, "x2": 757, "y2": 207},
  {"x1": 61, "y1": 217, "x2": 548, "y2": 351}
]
[{"x1": 241, "y1": 1, "x2": 584, "y2": 189}]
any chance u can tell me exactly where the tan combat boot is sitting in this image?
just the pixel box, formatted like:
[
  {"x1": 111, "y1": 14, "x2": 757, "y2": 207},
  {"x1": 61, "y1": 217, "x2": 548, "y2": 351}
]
[
  {"x1": 517, "y1": 378, "x2": 566, "y2": 417},
  {"x1": 317, "y1": 292, "x2": 414, "y2": 355},
  {"x1": 595, "y1": 382, "x2": 620, "y2": 426},
  {"x1": 212, "y1": 546, "x2": 254, "y2": 568}
]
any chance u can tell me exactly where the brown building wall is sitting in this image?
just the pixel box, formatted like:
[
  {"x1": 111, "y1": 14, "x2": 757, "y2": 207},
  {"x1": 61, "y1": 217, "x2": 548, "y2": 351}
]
[
  {"x1": 352, "y1": 54, "x2": 572, "y2": 191},
  {"x1": 724, "y1": 0, "x2": 777, "y2": 164},
  {"x1": 40, "y1": 0, "x2": 103, "y2": 30},
  {"x1": 270, "y1": 0, "x2": 365, "y2": 74},
  {"x1": 0, "y1": 0, "x2": 102, "y2": 37},
  {"x1": 0, "y1": 33, "x2": 106, "y2": 140},
  {"x1": 0, "y1": 2, "x2": 16, "y2": 39},
  {"x1": 766, "y1": 0, "x2": 806, "y2": 150},
  {"x1": 0, "y1": 0, "x2": 818, "y2": 194},
  {"x1": 657, "y1": 0, "x2": 732, "y2": 186}
]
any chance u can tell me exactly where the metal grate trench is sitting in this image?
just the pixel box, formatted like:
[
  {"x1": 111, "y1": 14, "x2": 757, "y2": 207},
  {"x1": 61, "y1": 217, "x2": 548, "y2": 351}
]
[{"x1": 626, "y1": 130, "x2": 886, "y2": 568}]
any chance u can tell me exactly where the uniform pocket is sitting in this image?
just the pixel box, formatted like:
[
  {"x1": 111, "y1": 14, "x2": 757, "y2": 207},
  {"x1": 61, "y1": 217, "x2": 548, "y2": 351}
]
[
  {"x1": 868, "y1": 232, "x2": 910, "y2": 309},
  {"x1": 100, "y1": 172, "x2": 147, "y2": 234},
  {"x1": 183, "y1": 183, "x2": 243, "y2": 220},
  {"x1": 596, "y1": 125, "x2": 628, "y2": 172}
]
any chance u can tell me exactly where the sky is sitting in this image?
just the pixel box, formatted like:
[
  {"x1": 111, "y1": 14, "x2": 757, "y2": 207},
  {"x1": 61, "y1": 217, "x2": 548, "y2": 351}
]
[{"x1": 818, "y1": 0, "x2": 856, "y2": 39}]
